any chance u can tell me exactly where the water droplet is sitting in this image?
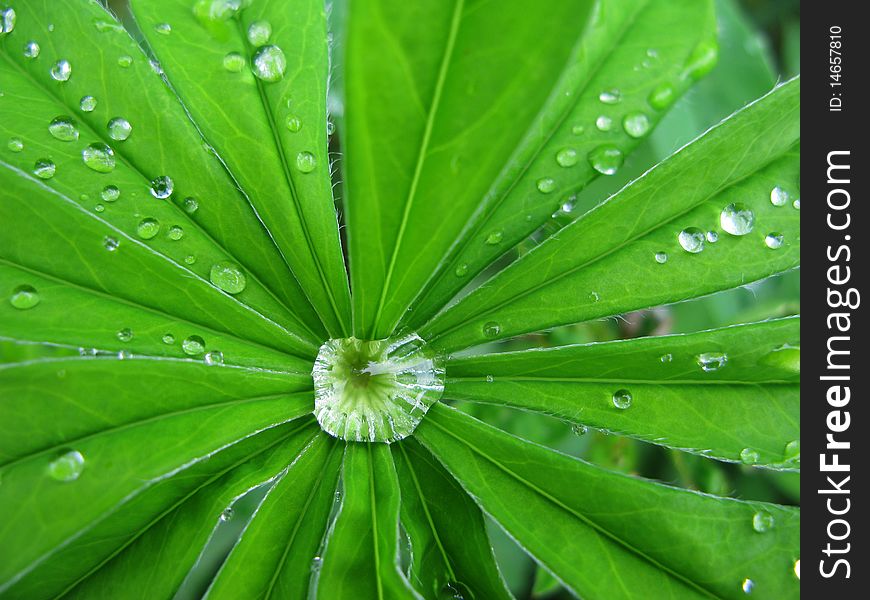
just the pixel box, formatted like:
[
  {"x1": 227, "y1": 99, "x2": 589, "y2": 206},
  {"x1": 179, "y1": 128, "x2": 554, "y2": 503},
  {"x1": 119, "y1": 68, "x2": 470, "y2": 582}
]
[
  {"x1": 485, "y1": 375, "x2": 494, "y2": 383},
  {"x1": 209, "y1": 261, "x2": 246, "y2": 294},
  {"x1": 0, "y1": 8, "x2": 15, "y2": 34},
  {"x1": 117, "y1": 55, "x2": 133, "y2": 68},
  {"x1": 741, "y1": 578, "x2": 754, "y2": 594},
  {"x1": 595, "y1": 115, "x2": 613, "y2": 131},
  {"x1": 247, "y1": 20, "x2": 272, "y2": 46},
  {"x1": 7, "y1": 137, "x2": 23, "y2": 152},
  {"x1": 598, "y1": 89, "x2": 621, "y2": 104},
  {"x1": 167, "y1": 225, "x2": 184, "y2": 241},
  {"x1": 51, "y1": 59, "x2": 72, "y2": 81},
  {"x1": 683, "y1": 39, "x2": 718, "y2": 80},
  {"x1": 706, "y1": 230, "x2": 719, "y2": 243},
  {"x1": 95, "y1": 19, "x2": 125, "y2": 33},
  {"x1": 286, "y1": 115, "x2": 302, "y2": 132},
  {"x1": 47, "y1": 449, "x2": 85, "y2": 482},
  {"x1": 571, "y1": 423, "x2": 588, "y2": 436},
  {"x1": 23, "y1": 40, "x2": 40, "y2": 59},
  {"x1": 182, "y1": 335, "x2": 206, "y2": 356},
  {"x1": 101, "y1": 185, "x2": 120, "y2": 202},
  {"x1": 793, "y1": 559, "x2": 800, "y2": 579},
  {"x1": 80, "y1": 95, "x2": 97, "y2": 112},
  {"x1": 9, "y1": 285, "x2": 40, "y2": 310},
  {"x1": 104, "y1": 236, "x2": 120, "y2": 251},
  {"x1": 117, "y1": 328, "x2": 133, "y2": 342},
  {"x1": 33, "y1": 159, "x2": 56, "y2": 179},
  {"x1": 153, "y1": 22, "x2": 171, "y2": 35},
  {"x1": 648, "y1": 83, "x2": 675, "y2": 110},
  {"x1": 48, "y1": 116, "x2": 79, "y2": 142},
  {"x1": 482, "y1": 322, "x2": 501, "y2": 338},
  {"x1": 182, "y1": 197, "x2": 199, "y2": 214},
  {"x1": 136, "y1": 218, "x2": 160, "y2": 240},
  {"x1": 770, "y1": 186, "x2": 789, "y2": 206},
  {"x1": 764, "y1": 232, "x2": 784, "y2": 249},
  {"x1": 162, "y1": 333, "x2": 175, "y2": 344},
  {"x1": 295, "y1": 151, "x2": 316, "y2": 173},
  {"x1": 588, "y1": 145, "x2": 623, "y2": 175},
  {"x1": 740, "y1": 447, "x2": 760, "y2": 465},
  {"x1": 720, "y1": 203, "x2": 755, "y2": 236},
  {"x1": 697, "y1": 351, "x2": 728, "y2": 372},
  {"x1": 654, "y1": 251, "x2": 668, "y2": 264},
  {"x1": 752, "y1": 511, "x2": 774, "y2": 532},
  {"x1": 485, "y1": 230, "x2": 503, "y2": 245},
  {"x1": 204, "y1": 350, "x2": 224, "y2": 366},
  {"x1": 107, "y1": 117, "x2": 132, "y2": 141},
  {"x1": 659, "y1": 353, "x2": 672, "y2": 363},
  {"x1": 219, "y1": 51, "x2": 245, "y2": 73},
  {"x1": 326, "y1": 120, "x2": 335, "y2": 136},
  {"x1": 94, "y1": 204, "x2": 105, "y2": 213},
  {"x1": 792, "y1": 199, "x2": 800, "y2": 210},
  {"x1": 612, "y1": 389, "x2": 632, "y2": 409},
  {"x1": 220, "y1": 506, "x2": 234, "y2": 522},
  {"x1": 251, "y1": 45, "x2": 286, "y2": 82},
  {"x1": 678, "y1": 227, "x2": 706, "y2": 253},
  {"x1": 82, "y1": 143, "x2": 116, "y2": 173},
  {"x1": 150, "y1": 175, "x2": 174, "y2": 199},
  {"x1": 454, "y1": 263, "x2": 468, "y2": 277},
  {"x1": 193, "y1": 0, "x2": 243, "y2": 23},
  {"x1": 784, "y1": 439, "x2": 800, "y2": 462},
  {"x1": 623, "y1": 112, "x2": 650, "y2": 138},
  {"x1": 117, "y1": 349, "x2": 132, "y2": 360},
  {"x1": 311, "y1": 556, "x2": 323, "y2": 572},
  {"x1": 556, "y1": 147, "x2": 579, "y2": 167},
  {"x1": 571, "y1": 124, "x2": 585, "y2": 135},
  {"x1": 184, "y1": 255, "x2": 197, "y2": 265},
  {"x1": 536, "y1": 177, "x2": 556, "y2": 193}
]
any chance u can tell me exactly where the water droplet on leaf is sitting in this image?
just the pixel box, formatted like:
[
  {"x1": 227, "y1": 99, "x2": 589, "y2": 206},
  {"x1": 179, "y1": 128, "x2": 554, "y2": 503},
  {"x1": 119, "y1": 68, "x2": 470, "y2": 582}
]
[
  {"x1": 150, "y1": 175, "x2": 174, "y2": 198},
  {"x1": 23, "y1": 40, "x2": 40, "y2": 59},
  {"x1": 720, "y1": 203, "x2": 755, "y2": 236},
  {"x1": 154, "y1": 22, "x2": 172, "y2": 35},
  {"x1": 588, "y1": 145, "x2": 623, "y2": 175},
  {"x1": 136, "y1": 218, "x2": 160, "y2": 240},
  {"x1": 482, "y1": 322, "x2": 501, "y2": 338},
  {"x1": 82, "y1": 143, "x2": 116, "y2": 173},
  {"x1": 247, "y1": 20, "x2": 272, "y2": 46},
  {"x1": 764, "y1": 232, "x2": 784, "y2": 249},
  {"x1": 10, "y1": 285, "x2": 40, "y2": 310},
  {"x1": 8, "y1": 137, "x2": 24, "y2": 152},
  {"x1": 623, "y1": 112, "x2": 650, "y2": 138},
  {"x1": 33, "y1": 159, "x2": 56, "y2": 179},
  {"x1": 80, "y1": 95, "x2": 97, "y2": 112},
  {"x1": 107, "y1": 117, "x2": 132, "y2": 141},
  {"x1": 209, "y1": 260, "x2": 246, "y2": 294},
  {"x1": 251, "y1": 45, "x2": 286, "y2": 82},
  {"x1": 595, "y1": 115, "x2": 613, "y2": 131},
  {"x1": 51, "y1": 59, "x2": 72, "y2": 81},
  {"x1": 770, "y1": 186, "x2": 789, "y2": 206},
  {"x1": 678, "y1": 227, "x2": 705, "y2": 253},
  {"x1": 598, "y1": 89, "x2": 621, "y2": 104},
  {"x1": 204, "y1": 350, "x2": 224, "y2": 366},
  {"x1": 101, "y1": 185, "x2": 120, "y2": 202},
  {"x1": 612, "y1": 389, "x2": 632, "y2": 409},
  {"x1": 752, "y1": 511, "x2": 774, "y2": 532},
  {"x1": 296, "y1": 151, "x2": 316, "y2": 173},
  {"x1": 556, "y1": 147, "x2": 579, "y2": 167},
  {"x1": 654, "y1": 251, "x2": 668, "y2": 264},
  {"x1": 182, "y1": 335, "x2": 206, "y2": 356},
  {"x1": 740, "y1": 447, "x2": 760, "y2": 465},
  {"x1": 697, "y1": 351, "x2": 728, "y2": 372},
  {"x1": 647, "y1": 83, "x2": 675, "y2": 110},
  {"x1": 222, "y1": 52, "x2": 245, "y2": 72},
  {"x1": 47, "y1": 449, "x2": 85, "y2": 482},
  {"x1": 536, "y1": 177, "x2": 556, "y2": 193}
]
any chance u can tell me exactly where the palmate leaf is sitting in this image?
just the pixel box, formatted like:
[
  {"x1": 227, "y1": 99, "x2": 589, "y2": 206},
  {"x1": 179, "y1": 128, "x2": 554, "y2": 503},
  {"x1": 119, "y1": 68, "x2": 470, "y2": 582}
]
[{"x1": 0, "y1": 0, "x2": 799, "y2": 599}]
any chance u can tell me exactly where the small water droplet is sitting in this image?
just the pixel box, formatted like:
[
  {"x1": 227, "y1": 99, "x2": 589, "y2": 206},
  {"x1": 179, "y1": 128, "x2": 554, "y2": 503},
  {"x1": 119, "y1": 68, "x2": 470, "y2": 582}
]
[
  {"x1": 154, "y1": 22, "x2": 172, "y2": 35},
  {"x1": 622, "y1": 112, "x2": 650, "y2": 138},
  {"x1": 741, "y1": 578, "x2": 754, "y2": 594},
  {"x1": 612, "y1": 389, "x2": 632, "y2": 409},
  {"x1": 9, "y1": 285, "x2": 40, "y2": 310},
  {"x1": 219, "y1": 51, "x2": 245, "y2": 72},
  {"x1": 311, "y1": 556, "x2": 323, "y2": 573},
  {"x1": 454, "y1": 263, "x2": 468, "y2": 277},
  {"x1": 285, "y1": 115, "x2": 302, "y2": 132},
  {"x1": 204, "y1": 350, "x2": 224, "y2": 366},
  {"x1": 182, "y1": 197, "x2": 199, "y2": 214},
  {"x1": 792, "y1": 198, "x2": 800, "y2": 210},
  {"x1": 0, "y1": 8, "x2": 16, "y2": 34},
  {"x1": 326, "y1": 120, "x2": 336, "y2": 136},
  {"x1": 654, "y1": 251, "x2": 668, "y2": 264},
  {"x1": 595, "y1": 115, "x2": 613, "y2": 131},
  {"x1": 740, "y1": 447, "x2": 760, "y2": 465},
  {"x1": 752, "y1": 511, "x2": 774, "y2": 533},
  {"x1": 251, "y1": 45, "x2": 286, "y2": 82},
  {"x1": 764, "y1": 232, "x2": 784, "y2": 249},
  {"x1": 220, "y1": 506, "x2": 234, "y2": 522},
  {"x1": 706, "y1": 230, "x2": 719, "y2": 243},
  {"x1": 697, "y1": 351, "x2": 728, "y2": 372},
  {"x1": 209, "y1": 260, "x2": 247, "y2": 294},
  {"x1": 598, "y1": 89, "x2": 621, "y2": 104},
  {"x1": 648, "y1": 83, "x2": 675, "y2": 110},
  {"x1": 485, "y1": 230, "x2": 503, "y2": 245},
  {"x1": 556, "y1": 147, "x2": 578, "y2": 167},
  {"x1": 101, "y1": 185, "x2": 120, "y2": 202},
  {"x1": 23, "y1": 40, "x2": 40, "y2": 59},
  {"x1": 47, "y1": 449, "x2": 85, "y2": 482},
  {"x1": 136, "y1": 218, "x2": 160, "y2": 240},
  {"x1": 660, "y1": 353, "x2": 672, "y2": 363},
  {"x1": 162, "y1": 333, "x2": 175, "y2": 344},
  {"x1": 48, "y1": 116, "x2": 80, "y2": 141},
  {"x1": 793, "y1": 559, "x2": 800, "y2": 579},
  {"x1": 683, "y1": 39, "x2": 718, "y2": 80},
  {"x1": 571, "y1": 124, "x2": 585, "y2": 135},
  {"x1": 117, "y1": 55, "x2": 133, "y2": 68},
  {"x1": 104, "y1": 236, "x2": 120, "y2": 251},
  {"x1": 7, "y1": 137, "x2": 24, "y2": 152},
  {"x1": 678, "y1": 227, "x2": 705, "y2": 253},
  {"x1": 118, "y1": 349, "x2": 132, "y2": 360},
  {"x1": 720, "y1": 203, "x2": 755, "y2": 236},
  {"x1": 247, "y1": 20, "x2": 272, "y2": 46},
  {"x1": 33, "y1": 159, "x2": 56, "y2": 179},
  {"x1": 117, "y1": 328, "x2": 133, "y2": 342},
  {"x1": 150, "y1": 175, "x2": 174, "y2": 198},
  {"x1": 107, "y1": 117, "x2": 132, "y2": 141},
  {"x1": 770, "y1": 186, "x2": 789, "y2": 206},
  {"x1": 571, "y1": 423, "x2": 588, "y2": 436},
  {"x1": 167, "y1": 225, "x2": 184, "y2": 241},
  {"x1": 94, "y1": 204, "x2": 105, "y2": 213},
  {"x1": 184, "y1": 255, "x2": 197, "y2": 265},
  {"x1": 82, "y1": 143, "x2": 116, "y2": 173},
  {"x1": 182, "y1": 335, "x2": 206, "y2": 356},
  {"x1": 482, "y1": 322, "x2": 501, "y2": 338},
  {"x1": 295, "y1": 151, "x2": 316, "y2": 173},
  {"x1": 536, "y1": 177, "x2": 556, "y2": 193},
  {"x1": 588, "y1": 145, "x2": 623, "y2": 175},
  {"x1": 783, "y1": 439, "x2": 800, "y2": 462},
  {"x1": 80, "y1": 95, "x2": 97, "y2": 112},
  {"x1": 51, "y1": 59, "x2": 72, "y2": 81}
]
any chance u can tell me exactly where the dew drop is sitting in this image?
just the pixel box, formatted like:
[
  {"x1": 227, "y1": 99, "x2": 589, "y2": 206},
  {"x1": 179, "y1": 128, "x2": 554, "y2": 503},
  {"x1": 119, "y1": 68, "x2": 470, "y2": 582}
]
[
  {"x1": 659, "y1": 353, "x2": 672, "y2": 363},
  {"x1": 251, "y1": 45, "x2": 286, "y2": 82},
  {"x1": 678, "y1": 227, "x2": 705, "y2": 253},
  {"x1": 107, "y1": 117, "x2": 132, "y2": 141},
  {"x1": 136, "y1": 217, "x2": 160, "y2": 240},
  {"x1": 720, "y1": 203, "x2": 755, "y2": 236},
  {"x1": 752, "y1": 511, "x2": 774, "y2": 533},
  {"x1": 536, "y1": 177, "x2": 556, "y2": 193},
  {"x1": 184, "y1": 255, "x2": 197, "y2": 265},
  {"x1": 154, "y1": 22, "x2": 172, "y2": 35},
  {"x1": 80, "y1": 94, "x2": 98, "y2": 112},
  {"x1": 23, "y1": 40, "x2": 40, "y2": 59},
  {"x1": 706, "y1": 230, "x2": 719, "y2": 243},
  {"x1": 101, "y1": 185, "x2": 120, "y2": 202},
  {"x1": 770, "y1": 186, "x2": 789, "y2": 206},
  {"x1": 48, "y1": 116, "x2": 80, "y2": 141},
  {"x1": 571, "y1": 124, "x2": 585, "y2": 136},
  {"x1": 684, "y1": 39, "x2": 719, "y2": 80},
  {"x1": 286, "y1": 115, "x2": 302, "y2": 132},
  {"x1": 654, "y1": 251, "x2": 668, "y2": 264},
  {"x1": 622, "y1": 112, "x2": 650, "y2": 138},
  {"x1": 740, "y1": 447, "x2": 760, "y2": 465},
  {"x1": 222, "y1": 52, "x2": 245, "y2": 72},
  {"x1": 612, "y1": 389, "x2": 632, "y2": 409},
  {"x1": 556, "y1": 147, "x2": 579, "y2": 167},
  {"x1": 162, "y1": 333, "x2": 175, "y2": 344},
  {"x1": 326, "y1": 120, "x2": 336, "y2": 136},
  {"x1": 485, "y1": 375, "x2": 494, "y2": 383},
  {"x1": 571, "y1": 423, "x2": 589, "y2": 436},
  {"x1": 117, "y1": 55, "x2": 133, "y2": 68},
  {"x1": 784, "y1": 439, "x2": 800, "y2": 462},
  {"x1": 167, "y1": 225, "x2": 184, "y2": 241},
  {"x1": 150, "y1": 175, "x2": 174, "y2": 198},
  {"x1": 117, "y1": 328, "x2": 133, "y2": 342},
  {"x1": 454, "y1": 263, "x2": 468, "y2": 277},
  {"x1": 485, "y1": 230, "x2": 503, "y2": 245},
  {"x1": 764, "y1": 232, "x2": 784, "y2": 249},
  {"x1": 94, "y1": 203, "x2": 105, "y2": 213},
  {"x1": 295, "y1": 151, "x2": 316, "y2": 173},
  {"x1": 82, "y1": 143, "x2": 116, "y2": 173},
  {"x1": 697, "y1": 351, "x2": 727, "y2": 372},
  {"x1": 482, "y1": 321, "x2": 501, "y2": 338},
  {"x1": 220, "y1": 506, "x2": 234, "y2": 522},
  {"x1": 104, "y1": 236, "x2": 120, "y2": 251},
  {"x1": 7, "y1": 137, "x2": 24, "y2": 152},
  {"x1": 741, "y1": 578, "x2": 754, "y2": 594},
  {"x1": 792, "y1": 199, "x2": 800, "y2": 210},
  {"x1": 0, "y1": 8, "x2": 15, "y2": 34},
  {"x1": 209, "y1": 260, "x2": 247, "y2": 294},
  {"x1": 182, "y1": 335, "x2": 206, "y2": 356},
  {"x1": 247, "y1": 20, "x2": 272, "y2": 46},
  {"x1": 9, "y1": 285, "x2": 40, "y2": 310},
  {"x1": 117, "y1": 350, "x2": 132, "y2": 360},
  {"x1": 311, "y1": 556, "x2": 323, "y2": 573},
  {"x1": 647, "y1": 82, "x2": 675, "y2": 110},
  {"x1": 204, "y1": 350, "x2": 224, "y2": 366},
  {"x1": 595, "y1": 115, "x2": 613, "y2": 131},
  {"x1": 588, "y1": 145, "x2": 623, "y2": 175},
  {"x1": 182, "y1": 197, "x2": 199, "y2": 213},
  {"x1": 598, "y1": 89, "x2": 621, "y2": 104},
  {"x1": 33, "y1": 159, "x2": 56, "y2": 179},
  {"x1": 51, "y1": 59, "x2": 72, "y2": 81},
  {"x1": 793, "y1": 559, "x2": 800, "y2": 579},
  {"x1": 47, "y1": 449, "x2": 85, "y2": 482}
]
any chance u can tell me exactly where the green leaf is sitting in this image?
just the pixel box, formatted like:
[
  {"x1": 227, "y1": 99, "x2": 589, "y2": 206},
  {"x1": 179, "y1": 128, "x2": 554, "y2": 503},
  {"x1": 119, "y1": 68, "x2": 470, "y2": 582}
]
[
  {"x1": 204, "y1": 432, "x2": 342, "y2": 599},
  {"x1": 415, "y1": 404, "x2": 800, "y2": 599},
  {"x1": 423, "y1": 77, "x2": 800, "y2": 352},
  {"x1": 407, "y1": 0, "x2": 718, "y2": 329},
  {"x1": 395, "y1": 439, "x2": 512, "y2": 600},
  {"x1": 0, "y1": 0, "x2": 326, "y2": 346},
  {"x1": 317, "y1": 444, "x2": 420, "y2": 599},
  {"x1": 129, "y1": 0, "x2": 351, "y2": 337},
  {"x1": 445, "y1": 317, "x2": 799, "y2": 469}
]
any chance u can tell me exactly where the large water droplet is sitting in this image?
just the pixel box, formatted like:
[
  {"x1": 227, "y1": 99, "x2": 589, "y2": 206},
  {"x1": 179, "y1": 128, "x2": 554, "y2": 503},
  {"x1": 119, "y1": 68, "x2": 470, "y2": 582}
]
[
  {"x1": 764, "y1": 232, "x2": 784, "y2": 249},
  {"x1": 482, "y1": 321, "x2": 501, "y2": 338},
  {"x1": 80, "y1": 95, "x2": 97, "y2": 112},
  {"x1": 150, "y1": 175, "x2": 174, "y2": 198},
  {"x1": 296, "y1": 151, "x2": 316, "y2": 173},
  {"x1": 136, "y1": 217, "x2": 160, "y2": 240},
  {"x1": 647, "y1": 83, "x2": 675, "y2": 110},
  {"x1": 9, "y1": 285, "x2": 40, "y2": 310},
  {"x1": 251, "y1": 45, "x2": 286, "y2": 82},
  {"x1": 752, "y1": 511, "x2": 774, "y2": 532},
  {"x1": 107, "y1": 117, "x2": 133, "y2": 141},
  {"x1": 623, "y1": 112, "x2": 650, "y2": 138},
  {"x1": 117, "y1": 328, "x2": 133, "y2": 342},
  {"x1": 588, "y1": 145, "x2": 623, "y2": 175},
  {"x1": 209, "y1": 260, "x2": 247, "y2": 294},
  {"x1": 770, "y1": 186, "x2": 789, "y2": 206},
  {"x1": 82, "y1": 143, "x2": 116, "y2": 173},
  {"x1": 33, "y1": 159, "x2": 56, "y2": 179},
  {"x1": 51, "y1": 59, "x2": 72, "y2": 81},
  {"x1": 101, "y1": 185, "x2": 120, "y2": 202},
  {"x1": 678, "y1": 227, "x2": 705, "y2": 253},
  {"x1": 556, "y1": 147, "x2": 579, "y2": 167},
  {"x1": 612, "y1": 389, "x2": 632, "y2": 409},
  {"x1": 182, "y1": 335, "x2": 206, "y2": 356},
  {"x1": 740, "y1": 447, "x2": 760, "y2": 465},
  {"x1": 23, "y1": 40, "x2": 40, "y2": 59},
  {"x1": 0, "y1": 8, "x2": 15, "y2": 34},
  {"x1": 247, "y1": 20, "x2": 272, "y2": 46},
  {"x1": 48, "y1": 116, "x2": 79, "y2": 142},
  {"x1": 697, "y1": 351, "x2": 728, "y2": 372},
  {"x1": 7, "y1": 137, "x2": 23, "y2": 152},
  {"x1": 48, "y1": 449, "x2": 85, "y2": 482},
  {"x1": 720, "y1": 203, "x2": 755, "y2": 236}
]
